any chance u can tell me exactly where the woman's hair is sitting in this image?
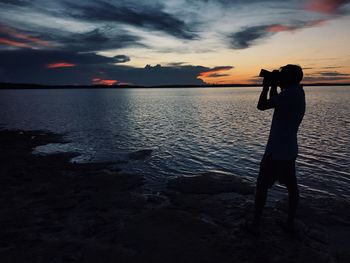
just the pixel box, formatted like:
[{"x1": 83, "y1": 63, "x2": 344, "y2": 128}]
[{"x1": 280, "y1": 64, "x2": 303, "y2": 84}]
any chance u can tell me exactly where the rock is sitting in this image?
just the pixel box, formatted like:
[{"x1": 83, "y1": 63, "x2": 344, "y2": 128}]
[
  {"x1": 128, "y1": 149, "x2": 153, "y2": 160},
  {"x1": 2, "y1": 129, "x2": 349, "y2": 263},
  {"x1": 118, "y1": 208, "x2": 230, "y2": 263},
  {"x1": 167, "y1": 171, "x2": 254, "y2": 195},
  {"x1": 81, "y1": 172, "x2": 144, "y2": 192}
]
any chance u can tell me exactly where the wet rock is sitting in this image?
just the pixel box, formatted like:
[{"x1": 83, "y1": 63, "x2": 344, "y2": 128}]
[{"x1": 167, "y1": 171, "x2": 254, "y2": 195}]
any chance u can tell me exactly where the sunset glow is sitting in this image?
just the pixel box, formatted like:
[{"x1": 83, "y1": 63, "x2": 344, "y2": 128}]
[
  {"x1": 47, "y1": 62, "x2": 76, "y2": 69},
  {"x1": 92, "y1": 78, "x2": 118, "y2": 86},
  {"x1": 266, "y1": 25, "x2": 296, "y2": 33},
  {"x1": 0, "y1": 25, "x2": 51, "y2": 47},
  {"x1": 0, "y1": 0, "x2": 349, "y2": 85},
  {"x1": 306, "y1": 0, "x2": 348, "y2": 14},
  {"x1": 0, "y1": 38, "x2": 32, "y2": 48}
]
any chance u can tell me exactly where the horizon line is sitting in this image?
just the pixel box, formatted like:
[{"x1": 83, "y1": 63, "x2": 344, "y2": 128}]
[{"x1": 1, "y1": 82, "x2": 350, "y2": 89}]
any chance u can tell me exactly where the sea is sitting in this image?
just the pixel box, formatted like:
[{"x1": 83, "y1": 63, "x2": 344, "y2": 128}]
[{"x1": 1, "y1": 86, "x2": 349, "y2": 200}]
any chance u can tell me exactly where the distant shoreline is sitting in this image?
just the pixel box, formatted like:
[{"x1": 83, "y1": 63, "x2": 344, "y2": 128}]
[{"x1": 1, "y1": 82, "x2": 350, "y2": 89}]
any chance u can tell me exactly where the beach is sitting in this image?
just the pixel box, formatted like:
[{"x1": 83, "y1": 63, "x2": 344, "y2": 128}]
[{"x1": 1, "y1": 129, "x2": 349, "y2": 262}]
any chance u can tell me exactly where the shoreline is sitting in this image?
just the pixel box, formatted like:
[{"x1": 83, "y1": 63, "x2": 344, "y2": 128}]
[
  {"x1": 1, "y1": 82, "x2": 350, "y2": 90},
  {"x1": 1, "y1": 129, "x2": 349, "y2": 262}
]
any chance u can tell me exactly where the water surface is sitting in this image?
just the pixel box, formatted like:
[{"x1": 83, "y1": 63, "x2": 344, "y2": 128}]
[{"x1": 1, "y1": 86, "x2": 349, "y2": 199}]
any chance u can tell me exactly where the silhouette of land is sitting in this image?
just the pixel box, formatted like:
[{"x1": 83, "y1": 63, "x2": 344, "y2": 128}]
[
  {"x1": 1, "y1": 128, "x2": 349, "y2": 262},
  {"x1": 1, "y1": 82, "x2": 350, "y2": 89}
]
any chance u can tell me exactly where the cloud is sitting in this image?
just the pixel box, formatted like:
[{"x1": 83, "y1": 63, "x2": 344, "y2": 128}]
[
  {"x1": 0, "y1": 49, "x2": 130, "y2": 83},
  {"x1": 305, "y1": 0, "x2": 350, "y2": 14},
  {"x1": 207, "y1": 73, "x2": 230, "y2": 77},
  {"x1": 229, "y1": 19, "x2": 327, "y2": 49},
  {"x1": 113, "y1": 55, "x2": 130, "y2": 63},
  {"x1": 318, "y1": 71, "x2": 350, "y2": 76},
  {"x1": 0, "y1": 0, "x2": 348, "y2": 84},
  {"x1": 304, "y1": 70, "x2": 350, "y2": 82},
  {"x1": 65, "y1": 1, "x2": 196, "y2": 40},
  {"x1": 47, "y1": 62, "x2": 76, "y2": 69},
  {"x1": 0, "y1": 37, "x2": 32, "y2": 48},
  {"x1": 137, "y1": 64, "x2": 208, "y2": 85},
  {"x1": 0, "y1": 49, "x2": 209, "y2": 85},
  {"x1": 52, "y1": 28, "x2": 141, "y2": 52},
  {"x1": 321, "y1": 66, "x2": 344, "y2": 69},
  {"x1": 166, "y1": 62, "x2": 188, "y2": 67},
  {"x1": 199, "y1": 66, "x2": 233, "y2": 78},
  {"x1": 1, "y1": 0, "x2": 346, "y2": 54},
  {"x1": 229, "y1": 25, "x2": 270, "y2": 49},
  {"x1": 0, "y1": 25, "x2": 51, "y2": 49},
  {"x1": 0, "y1": 49, "x2": 129, "y2": 67},
  {"x1": 0, "y1": 20, "x2": 141, "y2": 53},
  {"x1": 92, "y1": 78, "x2": 118, "y2": 86},
  {"x1": 0, "y1": 0, "x2": 30, "y2": 6}
]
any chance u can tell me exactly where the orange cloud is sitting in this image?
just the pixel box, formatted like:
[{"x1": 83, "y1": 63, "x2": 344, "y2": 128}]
[
  {"x1": 11, "y1": 32, "x2": 50, "y2": 47},
  {"x1": 47, "y1": 62, "x2": 76, "y2": 68},
  {"x1": 92, "y1": 78, "x2": 118, "y2": 86},
  {"x1": 305, "y1": 0, "x2": 348, "y2": 14},
  {"x1": 198, "y1": 66, "x2": 234, "y2": 84},
  {"x1": 199, "y1": 66, "x2": 233, "y2": 78},
  {"x1": 266, "y1": 25, "x2": 296, "y2": 33},
  {"x1": 0, "y1": 37, "x2": 32, "y2": 48},
  {"x1": 0, "y1": 25, "x2": 51, "y2": 48}
]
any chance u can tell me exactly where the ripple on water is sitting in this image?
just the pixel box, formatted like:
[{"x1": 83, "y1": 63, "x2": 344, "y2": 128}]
[{"x1": 0, "y1": 86, "x2": 349, "y2": 199}]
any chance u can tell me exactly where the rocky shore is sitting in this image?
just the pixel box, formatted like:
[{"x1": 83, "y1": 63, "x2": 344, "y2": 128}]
[{"x1": 0, "y1": 129, "x2": 349, "y2": 262}]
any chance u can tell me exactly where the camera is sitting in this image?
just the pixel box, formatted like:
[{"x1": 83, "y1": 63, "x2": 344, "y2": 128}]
[{"x1": 259, "y1": 69, "x2": 280, "y2": 81}]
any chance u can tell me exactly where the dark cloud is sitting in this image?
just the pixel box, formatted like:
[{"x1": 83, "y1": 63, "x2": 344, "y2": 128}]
[
  {"x1": 304, "y1": 70, "x2": 350, "y2": 82},
  {"x1": 65, "y1": 1, "x2": 196, "y2": 40},
  {"x1": 166, "y1": 62, "x2": 188, "y2": 67},
  {"x1": 0, "y1": 0, "x2": 30, "y2": 6},
  {"x1": 0, "y1": 23, "x2": 140, "y2": 52},
  {"x1": 321, "y1": 66, "x2": 344, "y2": 69},
  {"x1": 0, "y1": 49, "x2": 128, "y2": 68},
  {"x1": 229, "y1": 25, "x2": 270, "y2": 49},
  {"x1": 186, "y1": 0, "x2": 281, "y2": 5},
  {"x1": 51, "y1": 29, "x2": 141, "y2": 52},
  {"x1": 129, "y1": 64, "x2": 207, "y2": 85},
  {"x1": 229, "y1": 19, "x2": 327, "y2": 49},
  {"x1": 248, "y1": 76, "x2": 262, "y2": 84},
  {"x1": 113, "y1": 55, "x2": 130, "y2": 63},
  {"x1": 0, "y1": 49, "x2": 130, "y2": 83},
  {"x1": 0, "y1": 49, "x2": 208, "y2": 85},
  {"x1": 207, "y1": 73, "x2": 230, "y2": 77},
  {"x1": 318, "y1": 71, "x2": 350, "y2": 77}
]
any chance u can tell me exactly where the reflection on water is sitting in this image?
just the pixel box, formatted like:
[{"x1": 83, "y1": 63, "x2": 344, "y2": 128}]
[{"x1": 0, "y1": 86, "x2": 349, "y2": 199}]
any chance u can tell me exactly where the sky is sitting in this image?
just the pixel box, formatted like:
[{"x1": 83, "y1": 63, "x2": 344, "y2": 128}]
[{"x1": 0, "y1": 0, "x2": 349, "y2": 86}]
